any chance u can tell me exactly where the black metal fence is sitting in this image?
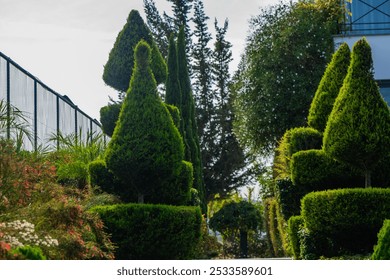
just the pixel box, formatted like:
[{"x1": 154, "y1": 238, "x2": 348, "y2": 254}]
[{"x1": 0, "y1": 51, "x2": 106, "y2": 151}]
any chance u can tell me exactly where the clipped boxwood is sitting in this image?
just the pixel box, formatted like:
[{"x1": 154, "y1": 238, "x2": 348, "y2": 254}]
[
  {"x1": 287, "y1": 216, "x2": 304, "y2": 260},
  {"x1": 290, "y1": 149, "x2": 364, "y2": 190},
  {"x1": 372, "y1": 220, "x2": 390, "y2": 260},
  {"x1": 90, "y1": 203, "x2": 202, "y2": 259},
  {"x1": 302, "y1": 188, "x2": 390, "y2": 254},
  {"x1": 276, "y1": 177, "x2": 304, "y2": 219}
]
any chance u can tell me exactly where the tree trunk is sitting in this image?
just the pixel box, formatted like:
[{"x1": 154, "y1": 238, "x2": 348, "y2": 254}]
[
  {"x1": 365, "y1": 169, "x2": 371, "y2": 188},
  {"x1": 138, "y1": 193, "x2": 144, "y2": 203},
  {"x1": 239, "y1": 230, "x2": 248, "y2": 258}
]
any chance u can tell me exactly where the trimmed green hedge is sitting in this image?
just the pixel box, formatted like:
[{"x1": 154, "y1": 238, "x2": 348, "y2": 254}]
[
  {"x1": 274, "y1": 127, "x2": 322, "y2": 178},
  {"x1": 90, "y1": 203, "x2": 202, "y2": 259},
  {"x1": 287, "y1": 216, "x2": 304, "y2": 260},
  {"x1": 276, "y1": 178, "x2": 304, "y2": 219},
  {"x1": 302, "y1": 188, "x2": 390, "y2": 254},
  {"x1": 290, "y1": 149, "x2": 364, "y2": 190},
  {"x1": 372, "y1": 220, "x2": 390, "y2": 260}
]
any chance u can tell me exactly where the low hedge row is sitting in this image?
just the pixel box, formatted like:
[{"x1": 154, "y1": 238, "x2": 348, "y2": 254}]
[
  {"x1": 301, "y1": 188, "x2": 390, "y2": 255},
  {"x1": 372, "y1": 219, "x2": 390, "y2": 260},
  {"x1": 90, "y1": 203, "x2": 202, "y2": 259}
]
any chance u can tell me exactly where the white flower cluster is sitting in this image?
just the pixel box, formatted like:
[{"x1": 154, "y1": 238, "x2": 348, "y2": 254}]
[{"x1": 0, "y1": 220, "x2": 59, "y2": 248}]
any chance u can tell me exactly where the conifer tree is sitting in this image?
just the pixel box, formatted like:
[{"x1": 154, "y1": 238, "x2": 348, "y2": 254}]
[
  {"x1": 105, "y1": 40, "x2": 189, "y2": 204},
  {"x1": 308, "y1": 43, "x2": 351, "y2": 132},
  {"x1": 165, "y1": 35, "x2": 182, "y2": 109},
  {"x1": 177, "y1": 26, "x2": 206, "y2": 212},
  {"x1": 323, "y1": 38, "x2": 390, "y2": 187},
  {"x1": 103, "y1": 10, "x2": 167, "y2": 93}
]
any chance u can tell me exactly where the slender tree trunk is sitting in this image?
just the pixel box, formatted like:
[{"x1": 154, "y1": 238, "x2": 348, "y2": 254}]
[
  {"x1": 239, "y1": 230, "x2": 248, "y2": 258},
  {"x1": 365, "y1": 169, "x2": 371, "y2": 188},
  {"x1": 138, "y1": 193, "x2": 144, "y2": 204}
]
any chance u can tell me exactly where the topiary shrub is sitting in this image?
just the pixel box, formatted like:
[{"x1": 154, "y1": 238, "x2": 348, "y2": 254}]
[
  {"x1": 88, "y1": 160, "x2": 115, "y2": 193},
  {"x1": 274, "y1": 127, "x2": 322, "y2": 178},
  {"x1": 287, "y1": 216, "x2": 304, "y2": 260},
  {"x1": 372, "y1": 220, "x2": 390, "y2": 260},
  {"x1": 308, "y1": 42, "x2": 350, "y2": 132},
  {"x1": 323, "y1": 38, "x2": 390, "y2": 187},
  {"x1": 301, "y1": 188, "x2": 390, "y2": 256},
  {"x1": 90, "y1": 203, "x2": 202, "y2": 259},
  {"x1": 100, "y1": 103, "x2": 121, "y2": 137},
  {"x1": 276, "y1": 177, "x2": 304, "y2": 220},
  {"x1": 290, "y1": 149, "x2": 364, "y2": 191},
  {"x1": 105, "y1": 40, "x2": 189, "y2": 204}
]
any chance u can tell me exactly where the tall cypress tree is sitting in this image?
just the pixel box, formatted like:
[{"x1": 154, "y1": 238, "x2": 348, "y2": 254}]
[
  {"x1": 105, "y1": 40, "x2": 189, "y2": 204},
  {"x1": 323, "y1": 38, "x2": 390, "y2": 187},
  {"x1": 206, "y1": 19, "x2": 248, "y2": 200},
  {"x1": 177, "y1": 26, "x2": 206, "y2": 212},
  {"x1": 308, "y1": 43, "x2": 351, "y2": 132}
]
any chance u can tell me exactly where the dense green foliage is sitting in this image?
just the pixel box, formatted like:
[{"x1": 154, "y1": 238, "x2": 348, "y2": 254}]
[
  {"x1": 99, "y1": 103, "x2": 121, "y2": 137},
  {"x1": 103, "y1": 10, "x2": 167, "y2": 93},
  {"x1": 233, "y1": 1, "x2": 340, "y2": 155},
  {"x1": 105, "y1": 41, "x2": 189, "y2": 204},
  {"x1": 372, "y1": 220, "x2": 390, "y2": 260},
  {"x1": 91, "y1": 203, "x2": 202, "y2": 259},
  {"x1": 209, "y1": 200, "x2": 262, "y2": 258},
  {"x1": 290, "y1": 149, "x2": 363, "y2": 190},
  {"x1": 88, "y1": 160, "x2": 116, "y2": 194},
  {"x1": 265, "y1": 198, "x2": 286, "y2": 257},
  {"x1": 274, "y1": 127, "x2": 323, "y2": 178},
  {"x1": 323, "y1": 38, "x2": 390, "y2": 187},
  {"x1": 308, "y1": 43, "x2": 351, "y2": 132},
  {"x1": 301, "y1": 188, "x2": 390, "y2": 255},
  {"x1": 287, "y1": 216, "x2": 304, "y2": 260},
  {"x1": 176, "y1": 27, "x2": 206, "y2": 211},
  {"x1": 165, "y1": 35, "x2": 182, "y2": 110},
  {"x1": 275, "y1": 178, "x2": 303, "y2": 219}
]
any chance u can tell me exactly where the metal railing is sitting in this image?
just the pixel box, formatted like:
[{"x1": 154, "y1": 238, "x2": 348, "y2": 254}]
[{"x1": 0, "y1": 51, "x2": 106, "y2": 151}]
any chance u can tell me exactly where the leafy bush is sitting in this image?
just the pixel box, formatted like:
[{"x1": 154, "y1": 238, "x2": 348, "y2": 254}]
[
  {"x1": 57, "y1": 160, "x2": 88, "y2": 188},
  {"x1": 100, "y1": 103, "x2": 121, "y2": 137},
  {"x1": 290, "y1": 149, "x2": 364, "y2": 190},
  {"x1": 12, "y1": 246, "x2": 47, "y2": 260},
  {"x1": 372, "y1": 220, "x2": 390, "y2": 260},
  {"x1": 274, "y1": 127, "x2": 322, "y2": 178},
  {"x1": 88, "y1": 160, "x2": 115, "y2": 193},
  {"x1": 266, "y1": 198, "x2": 287, "y2": 257},
  {"x1": 301, "y1": 188, "x2": 390, "y2": 255},
  {"x1": 287, "y1": 216, "x2": 304, "y2": 259},
  {"x1": 90, "y1": 203, "x2": 202, "y2": 259},
  {"x1": 275, "y1": 178, "x2": 304, "y2": 219}
]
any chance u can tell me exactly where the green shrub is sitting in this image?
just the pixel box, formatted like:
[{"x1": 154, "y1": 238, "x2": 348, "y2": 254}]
[
  {"x1": 287, "y1": 216, "x2": 304, "y2": 259},
  {"x1": 276, "y1": 178, "x2": 304, "y2": 219},
  {"x1": 267, "y1": 198, "x2": 286, "y2": 257},
  {"x1": 12, "y1": 246, "x2": 47, "y2": 260},
  {"x1": 100, "y1": 103, "x2": 121, "y2": 137},
  {"x1": 164, "y1": 103, "x2": 181, "y2": 129},
  {"x1": 57, "y1": 161, "x2": 88, "y2": 188},
  {"x1": 302, "y1": 188, "x2": 390, "y2": 255},
  {"x1": 372, "y1": 220, "x2": 390, "y2": 260},
  {"x1": 90, "y1": 203, "x2": 202, "y2": 259},
  {"x1": 274, "y1": 127, "x2": 322, "y2": 178},
  {"x1": 88, "y1": 160, "x2": 115, "y2": 193},
  {"x1": 290, "y1": 149, "x2": 364, "y2": 190}
]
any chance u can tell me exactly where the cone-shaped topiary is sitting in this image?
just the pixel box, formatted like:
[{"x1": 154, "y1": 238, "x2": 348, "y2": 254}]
[
  {"x1": 105, "y1": 40, "x2": 188, "y2": 204},
  {"x1": 323, "y1": 38, "x2": 390, "y2": 187},
  {"x1": 103, "y1": 10, "x2": 167, "y2": 92},
  {"x1": 308, "y1": 43, "x2": 351, "y2": 132}
]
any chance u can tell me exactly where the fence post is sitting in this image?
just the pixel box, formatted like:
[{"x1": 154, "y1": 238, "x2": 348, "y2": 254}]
[
  {"x1": 34, "y1": 80, "x2": 38, "y2": 151},
  {"x1": 6, "y1": 60, "x2": 10, "y2": 140},
  {"x1": 56, "y1": 95, "x2": 60, "y2": 150}
]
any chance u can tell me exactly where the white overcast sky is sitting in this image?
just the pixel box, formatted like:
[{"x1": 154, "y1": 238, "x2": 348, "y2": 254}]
[{"x1": 0, "y1": 0, "x2": 279, "y2": 120}]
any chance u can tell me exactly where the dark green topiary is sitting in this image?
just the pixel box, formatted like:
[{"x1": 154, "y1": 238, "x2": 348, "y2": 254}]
[
  {"x1": 209, "y1": 200, "x2": 262, "y2": 258},
  {"x1": 90, "y1": 203, "x2": 202, "y2": 259},
  {"x1": 372, "y1": 220, "x2": 390, "y2": 260},
  {"x1": 276, "y1": 177, "x2": 304, "y2": 219},
  {"x1": 105, "y1": 40, "x2": 189, "y2": 204},
  {"x1": 165, "y1": 34, "x2": 182, "y2": 110},
  {"x1": 308, "y1": 43, "x2": 350, "y2": 132},
  {"x1": 323, "y1": 38, "x2": 390, "y2": 187},
  {"x1": 103, "y1": 10, "x2": 167, "y2": 92},
  {"x1": 88, "y1": 160, "x2": 115, "y2": 193},
  {"x1": 287, "y1": 216, "x2": 304, "y2": 260},
  {"x1": 163, "y1": 103, "x2": 181, "y2": 129},
  {"x1": 301, "y1": 188, "x2": 390, "y2": 255},
  {"x1": 290, "y1": 149, "x2": 364, "y2": 190},
  {"x1": 99, "y1": 103, "x2": 121, "y2": 137}
]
